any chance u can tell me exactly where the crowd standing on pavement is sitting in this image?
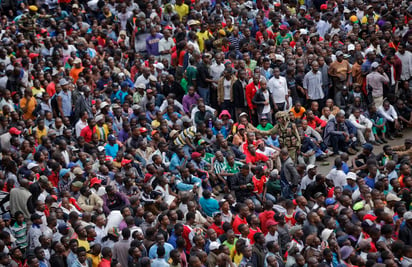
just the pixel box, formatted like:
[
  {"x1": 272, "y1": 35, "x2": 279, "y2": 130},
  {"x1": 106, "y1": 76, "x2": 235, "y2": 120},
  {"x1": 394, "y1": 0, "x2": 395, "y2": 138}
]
[{"x1": 1, "y1": 0, "x2": 412, "y2": 266}]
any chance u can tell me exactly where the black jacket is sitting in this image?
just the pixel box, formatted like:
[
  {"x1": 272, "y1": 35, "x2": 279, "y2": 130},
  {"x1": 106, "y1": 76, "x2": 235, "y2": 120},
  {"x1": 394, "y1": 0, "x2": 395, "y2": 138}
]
[
  {"x1": 252, "y1": 88, "x2": 275, "y2": 114},
  {"x1": 233, "y1": 79, "x2": 247, "y2": 108}
]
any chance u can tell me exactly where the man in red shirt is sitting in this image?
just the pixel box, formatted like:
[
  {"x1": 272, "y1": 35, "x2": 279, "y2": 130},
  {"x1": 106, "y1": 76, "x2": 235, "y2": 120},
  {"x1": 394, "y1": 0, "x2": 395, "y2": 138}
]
[
  {"x1": 246, "y1": 73, "x2": 260, "y2": 124},
  {"x1": 305, "y1": 109, "x2": 327, "y2": 132},
  {"x1": 245, "y1": 144, "x2": 269, "y2": 167},
  {"x1": 232, "y1": 203, "x2": 249, "y2": 235},
  {"x1": 208, "y1": 212, "x2": 225, "y2": 236},
  {"x1": 259, "y1": 200, "x2": 276, "y2": 234},
  {"x1": 80, "y1": 118, "x2": 97, "y2": 143},
  {"x1": 98, "y1": 247, "x2": 112, "y2": 267}
]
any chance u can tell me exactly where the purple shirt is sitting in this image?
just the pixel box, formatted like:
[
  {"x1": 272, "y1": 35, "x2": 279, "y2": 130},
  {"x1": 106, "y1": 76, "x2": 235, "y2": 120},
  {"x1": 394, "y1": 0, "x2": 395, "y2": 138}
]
[
  {"x1": 146, "y1": 33, "x2": 163, "y2": 56},
  {"x1": 182, "y1": 93, "x2": 200, "y2": 114},
  {"x1": 118, "y1": 129, "x2": 129, "y2": 143}
]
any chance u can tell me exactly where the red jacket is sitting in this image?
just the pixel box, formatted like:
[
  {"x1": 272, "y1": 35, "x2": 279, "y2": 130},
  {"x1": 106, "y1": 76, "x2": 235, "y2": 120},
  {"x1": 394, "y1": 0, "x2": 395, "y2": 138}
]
[
  {"x1": 246, "y1": 82, "x2": 259, "y2": 110},
  {"x1": 305, "y1": 116, "x2": 327, "y2": 129},
  {"x1": 209, "y1": 222, "x2": 225, "y2": 236},
  {"x1": 259, "y1": 210, "x2": 275, "y2": 234}
]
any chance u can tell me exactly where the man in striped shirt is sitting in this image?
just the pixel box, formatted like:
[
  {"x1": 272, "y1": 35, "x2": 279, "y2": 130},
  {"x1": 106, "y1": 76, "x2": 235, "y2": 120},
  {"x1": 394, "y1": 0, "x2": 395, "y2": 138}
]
[
  {"x1": 228, "y1": 27, "x2": 244, "y2": 52},
  {"x1": 174, "y1": 123, "x2": 205, "y2": 157}
]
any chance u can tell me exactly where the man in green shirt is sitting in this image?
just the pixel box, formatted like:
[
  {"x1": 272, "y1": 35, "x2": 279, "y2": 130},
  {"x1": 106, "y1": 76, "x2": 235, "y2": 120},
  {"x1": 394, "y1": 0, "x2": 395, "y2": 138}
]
[
  {"x1": 276, "y1": 25, "x2": 292, "y2": 45},
  {"x1": 224, "y1": 154, "x2": 243, "y2": 174},
  {"x1": 256, "y1": 115, "x2": 273, "y2": 131},
  {"x1": 186, "y1": 57, "x2": 198, "y2": 89}
]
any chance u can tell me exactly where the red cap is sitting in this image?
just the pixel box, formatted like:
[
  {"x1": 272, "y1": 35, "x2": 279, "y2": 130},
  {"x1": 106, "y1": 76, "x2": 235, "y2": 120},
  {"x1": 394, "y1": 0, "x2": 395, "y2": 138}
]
[
  {"x1": 191, "y1": 152, "x2": 202, "y2": 158},
  {"x1": 256, "y1": 140, "x2": 265, "y2": 146},
  {"x1": 320, "y1": 4, "x2": 327, "y2": 10},
  {"x1": 90, "y1": 177, "x2": 102, "y2": 187},
  {"x1": 151, "y1": 130, "x2": 159, "y2": 136},
  {"x1": 279, "y1": 25, "x2": 288, "y2": 30},
  {"x1": 363, "y1": 214, "x2": 377, "y2": 221},
  {"x1": 274, "y1": 2, "x2": 281, "y2": 7},
  {"x1": 9, "y1": 127, "x2": 21, "y2": 135},
  {"x1": 266, "y1": 219, "x2": 279, "y2": 227},
  {"x1": 28, "y1": 53, "x2": 39, "y2": 59},
  {"x1": 238, "y1": 124, "x2": 246, "y2": 130},
  {"x1": 139, "y1": 127, "x2": 148, "y2": 133},
  {"x1": 121, "y1": 159, "x2": 132, "y2": 167},
  {"x1": 165, "y1": 25, "x2": 173, "y2": 30}
]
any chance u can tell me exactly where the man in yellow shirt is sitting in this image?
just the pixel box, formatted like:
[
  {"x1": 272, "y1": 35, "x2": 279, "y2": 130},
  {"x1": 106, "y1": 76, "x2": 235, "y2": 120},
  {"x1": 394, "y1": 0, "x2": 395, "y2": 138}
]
[
  {"x1": 20, "y1": 88, "x2": 37, "y2": 120},
  {"x1": 174, "y1": 0, "x2": 189, "y2": 21},
  {"x1": 197, "y1": 23, "x2": 213, "y2": 52},
  {"x1": 76, "y1": 225, "x2": 90, "y2": 251},
  {"x1": 34, "y1": 118, "x2": 48, "y2": 144}
]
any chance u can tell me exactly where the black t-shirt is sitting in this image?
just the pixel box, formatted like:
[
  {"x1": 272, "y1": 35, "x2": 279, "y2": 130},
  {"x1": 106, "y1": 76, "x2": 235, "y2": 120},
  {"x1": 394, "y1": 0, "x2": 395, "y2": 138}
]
[{"x1": 196, "y1": 62, "x2": 211, "y2": 88}]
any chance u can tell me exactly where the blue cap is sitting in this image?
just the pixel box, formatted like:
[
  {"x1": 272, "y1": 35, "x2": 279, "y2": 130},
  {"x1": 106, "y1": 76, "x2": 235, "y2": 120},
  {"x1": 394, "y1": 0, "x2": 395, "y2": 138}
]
[
  {"x1": 108, "y1": 134, "x2": 116, "y2": 141},
  {"x1": 2, "y1": 212, "x2": 11, "y2": 220},
  {"x1": 121, "y1": 81, "x2": 129, "y2": 88},
  {"x1": 59, "y1": 168, "x2": 70, "y2": 178},
  {"x1": 325, "y1": 198, "x2": 336, "y2": 205},
  {"x1": 362, "y1": 143, "x2": 373, "y2": 151}
]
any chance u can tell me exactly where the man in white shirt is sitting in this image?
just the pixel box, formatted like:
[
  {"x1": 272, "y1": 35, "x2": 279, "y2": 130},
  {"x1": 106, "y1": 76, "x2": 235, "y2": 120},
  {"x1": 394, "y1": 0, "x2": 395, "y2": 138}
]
[
  {"x1": 378, "y1": 99, "x2": 402, "y2": 138},
  {"x1": 349, "y1": 108, "x2": 375, "y2": 144},
  {"x1": 268, "y1": 68, "x2": 288, "y2": 111},
  {"x1": 396, "y1": 43, "x2": 412, "y2": 83},
  {"x1": 326, "y1": 158, "x2": 347, "y2": 188},
  {"x1": 209, "y1": 53, "x2": 225, "y2": 82},
  {"x1": 75, "y1": 111, "x2": 89, "y2": 137},
  {"x1": 158, "y1": 29, "x2": 175, "y2": 64}
]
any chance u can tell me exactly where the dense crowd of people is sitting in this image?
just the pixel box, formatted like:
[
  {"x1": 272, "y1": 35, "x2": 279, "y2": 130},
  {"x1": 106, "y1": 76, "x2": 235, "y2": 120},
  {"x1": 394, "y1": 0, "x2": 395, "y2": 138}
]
[{"x1": 0, "y1": 0, "x2": 412, "y2": 266}]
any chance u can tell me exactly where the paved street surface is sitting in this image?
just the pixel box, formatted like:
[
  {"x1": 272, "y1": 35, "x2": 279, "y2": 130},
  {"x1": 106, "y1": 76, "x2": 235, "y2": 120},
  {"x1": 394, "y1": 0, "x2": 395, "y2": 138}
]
[{"x1": 318, "y1": 128, "x2": 411, "y2": 174}]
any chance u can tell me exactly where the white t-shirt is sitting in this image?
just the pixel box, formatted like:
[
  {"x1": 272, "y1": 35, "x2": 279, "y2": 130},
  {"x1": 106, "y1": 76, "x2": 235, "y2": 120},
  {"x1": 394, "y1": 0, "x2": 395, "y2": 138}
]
[
  {"x1": 223, "y1": 79, "x2": 231, "y2": 100},
  {"x1": 268, "y1": 76, "x2": 288, "y2": 104},
  {"x1": 262, "y1": 90, "x2": 270, "y2": 113}
]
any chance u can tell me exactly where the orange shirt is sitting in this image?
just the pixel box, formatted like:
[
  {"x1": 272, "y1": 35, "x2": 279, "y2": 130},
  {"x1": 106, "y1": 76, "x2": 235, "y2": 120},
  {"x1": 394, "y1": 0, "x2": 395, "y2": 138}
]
[
  {"x1": 290, "y1": 106, "x2": 306, "y2": 119},
  {"x1": 46, "y1": 82, "x2": 56, "y2": 97},
  {"x1": 70, "y1": 66, "x2": 84, "y2": 83},
  {"x1": 20, "y1": 97, "x2": 37, "y2": 120}
]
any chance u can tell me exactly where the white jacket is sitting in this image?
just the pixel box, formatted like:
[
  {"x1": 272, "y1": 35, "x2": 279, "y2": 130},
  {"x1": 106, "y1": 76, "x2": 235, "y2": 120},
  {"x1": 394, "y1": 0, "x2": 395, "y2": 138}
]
[{"x1": 349, "y1": 114, "x2": 372, "y2": 129}]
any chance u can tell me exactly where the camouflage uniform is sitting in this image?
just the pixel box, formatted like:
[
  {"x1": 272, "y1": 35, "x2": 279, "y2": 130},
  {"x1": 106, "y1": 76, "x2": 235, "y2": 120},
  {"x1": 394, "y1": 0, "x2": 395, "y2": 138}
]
[
  {"x1": 18, "y1": 13, "x2": 52, "y2": 38},
  {"x1": 260, "y1": 111, "x2": 301, "y2": 161}
]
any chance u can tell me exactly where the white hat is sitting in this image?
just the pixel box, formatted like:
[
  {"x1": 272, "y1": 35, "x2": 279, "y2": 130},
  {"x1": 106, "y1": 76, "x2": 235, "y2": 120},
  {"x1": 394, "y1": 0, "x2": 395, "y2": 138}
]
[
  {"x1": 365, "y1": 48, "x2": 375, "y2": 55},
  {"x1": 371, "y1": 62, "x2": 380, "y2": 69},
  {"x1": 386, "y1": 193, "x2": 401, "y2": 202},
  {"x1": 209, "y1": 241, "x2": 220, "y2": 251},
  {"x1": 135, "y1": 83, "x2": 146, "y2": 89},
  {"x1": 348, "y1": 44, "x2": 355, "y2": 51},
  {"x1": 321, "y1": 228, "x2": 334, "y2": 242},
  {"x1": 95, "y1": 114, "x2": 104, "y2": 122},
  {"x1": 244, "y1": 1, "x2": 253, "y2": 8},
  {"x1": 299, "y1": 29, "x2": 308, "y2": 35},
  {"x1": 97, "y1": 146, "x2": 105, "y2": 152},
  {"x1": 100, "y1": 102, "x2": 109, "y2": 109},
  {"x1": 28, "y1": 162, "x2": 39, "y2": 169},
  {"x1": 73, "y1": 58, "x2": 81, "y2": 64},
  {"x1": 346, "y1": 172, "x2": 357, "y2": 181},
  {"x1": 149, "y1": 75, "x2": 157, "y2": 81},
  {"x1": 154, "y1": 62, "x2": 164, "y2": 70},
  {"x1": 404, "y1": 211, "x2": 412, "y2": 220},
  {"x1": 275, "y1": 54, "x2": 285, "y2": 63},
  {"x1": 306, "y1": 164, "x2": 316, "y2": 171}
]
